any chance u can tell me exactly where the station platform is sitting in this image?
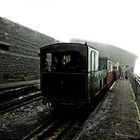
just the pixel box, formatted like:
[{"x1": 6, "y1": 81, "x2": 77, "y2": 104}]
[{"x1": 75, "y1": 79, "x2": 140, "y2": 139}]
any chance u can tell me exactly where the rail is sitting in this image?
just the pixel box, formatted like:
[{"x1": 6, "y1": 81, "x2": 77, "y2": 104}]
[{"x1": 129, "y1": 72, "x2": 140, "y2": 113}]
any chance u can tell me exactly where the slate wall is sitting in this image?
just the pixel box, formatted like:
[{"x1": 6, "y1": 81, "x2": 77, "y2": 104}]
[{"x1": 0, "y1": 17, "x2": 58, "y2": 84}]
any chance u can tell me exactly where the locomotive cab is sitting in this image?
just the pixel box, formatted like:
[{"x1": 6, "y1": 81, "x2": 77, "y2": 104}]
[
  {"x1": 40, "y1": 43, "x2": 108, "y2": 109},
  {"x1": 40, "y1": 43, "x2": 88, "y2": 108}
]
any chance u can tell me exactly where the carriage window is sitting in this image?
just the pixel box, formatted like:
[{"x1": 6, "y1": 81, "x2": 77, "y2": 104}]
[
  {"x1": 99, "y1": 59, "x2": 107, "y2": 70},
  {"x1": 108, "y1": 61, "x2": 112, "y2": 71},
  {"x1": 44, "y1": 51, "x2": 81, "y2": 72}
]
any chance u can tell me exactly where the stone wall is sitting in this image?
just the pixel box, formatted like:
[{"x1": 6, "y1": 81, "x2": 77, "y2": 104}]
[{"x1": 0, "y1": 17, "x2": 58, "y2": 84}]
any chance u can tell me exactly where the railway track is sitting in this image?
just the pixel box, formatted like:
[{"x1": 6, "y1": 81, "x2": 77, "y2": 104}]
[
  {"x1": 0, "y1": 80, "x2": 40, "y2": 114},
  {"x1": 22, "y1": 114, "x2": 87, "y2": 140},
  {"x1": 0, "y1": 91, "x2": 42, "y2": 114},
  {"x1": 22, "y1": 119, "x2": 71, "y2": 140}
]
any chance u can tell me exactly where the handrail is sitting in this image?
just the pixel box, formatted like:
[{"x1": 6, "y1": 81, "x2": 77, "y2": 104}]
[
  {"x1": 129, "y1": 71, "x2": 140, "y2": 114},
  {"x1": 130, "y1": 72, "x2": 140, "y2": 84}
]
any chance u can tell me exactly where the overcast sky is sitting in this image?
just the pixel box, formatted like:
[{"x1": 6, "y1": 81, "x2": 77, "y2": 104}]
[{"x1": 1, "y1": 0, "x2": 140, "y2": 75}]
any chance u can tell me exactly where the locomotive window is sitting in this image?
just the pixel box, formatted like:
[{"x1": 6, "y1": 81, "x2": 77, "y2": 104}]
[
  {"x1": 44, "y1": 51, "x2": 81, "y2": 72},
  {"x1": 62, "y1": 55, "x2": 71, "y2": 65},
  {"x1": 44, "y1": 53, "x2": 52, "y2": 71},
  {"x1": 90, "y1": 51, "x2": 96, "y2": 71},
  {"x1": 93, "y1": 52, "x2": 96, "y2": 70}
]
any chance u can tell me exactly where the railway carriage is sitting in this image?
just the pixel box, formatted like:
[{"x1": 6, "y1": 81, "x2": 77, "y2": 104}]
[
  {"x1": 99, "y1": 57, "x2": 119, "y2": 85},
  {"x1": 40, "y1": 43, "x2": 116, "y2": 109}
]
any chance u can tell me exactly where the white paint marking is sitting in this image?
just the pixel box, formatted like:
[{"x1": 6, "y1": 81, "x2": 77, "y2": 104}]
[{"x1": 109, "y1": 82, "x2": 116, "y2": 91}]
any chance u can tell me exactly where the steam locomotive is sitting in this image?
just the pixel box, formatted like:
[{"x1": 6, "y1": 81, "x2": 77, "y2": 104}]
[{"x1": 40, "y1": 43, "x2": 118, "y2": 109}]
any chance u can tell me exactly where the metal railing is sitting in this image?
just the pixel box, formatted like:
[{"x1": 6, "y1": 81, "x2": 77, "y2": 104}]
[{"x1": 129, "y1": 72, "x2": 140, "y2": 113}]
